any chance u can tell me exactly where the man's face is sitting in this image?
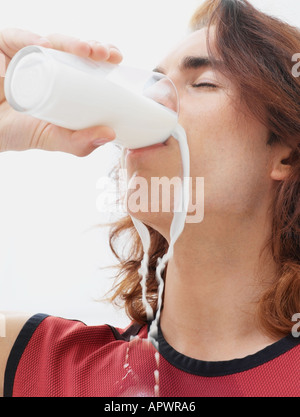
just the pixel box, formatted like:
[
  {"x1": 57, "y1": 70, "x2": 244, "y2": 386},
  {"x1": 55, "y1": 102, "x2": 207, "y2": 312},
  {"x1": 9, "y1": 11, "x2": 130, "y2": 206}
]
[{"x1": 124, "y1": 28, "x2": 273, "y2": 239}]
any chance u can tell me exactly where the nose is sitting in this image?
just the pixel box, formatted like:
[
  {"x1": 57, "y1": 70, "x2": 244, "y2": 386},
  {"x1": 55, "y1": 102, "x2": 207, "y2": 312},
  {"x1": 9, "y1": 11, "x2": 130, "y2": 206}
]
[{"x1": 143, "y1": 73, "x2": 179, "y2": 114}]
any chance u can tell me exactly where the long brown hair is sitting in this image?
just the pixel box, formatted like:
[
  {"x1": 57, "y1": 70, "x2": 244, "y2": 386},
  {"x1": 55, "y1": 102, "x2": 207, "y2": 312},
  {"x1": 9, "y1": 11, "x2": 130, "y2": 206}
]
[{"x1": 103, "y1": 0, "x2": 300, "y2": 338}]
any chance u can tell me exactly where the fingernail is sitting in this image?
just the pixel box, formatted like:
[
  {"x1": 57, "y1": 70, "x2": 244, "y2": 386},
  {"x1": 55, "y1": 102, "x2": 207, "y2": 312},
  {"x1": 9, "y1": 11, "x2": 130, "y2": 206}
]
[{"x1": 92, "y1": 139, "x2": 110, "y2": 147}]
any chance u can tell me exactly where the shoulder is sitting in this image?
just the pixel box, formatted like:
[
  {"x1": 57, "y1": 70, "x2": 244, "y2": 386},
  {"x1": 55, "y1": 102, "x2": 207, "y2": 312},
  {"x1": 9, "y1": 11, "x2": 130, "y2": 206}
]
[
  {"x1": 2, "y1": 314, "x2": 145, "y2": 397},
  {"x1": 0, "y1": 312, "x2": 32, "y2": 397}
]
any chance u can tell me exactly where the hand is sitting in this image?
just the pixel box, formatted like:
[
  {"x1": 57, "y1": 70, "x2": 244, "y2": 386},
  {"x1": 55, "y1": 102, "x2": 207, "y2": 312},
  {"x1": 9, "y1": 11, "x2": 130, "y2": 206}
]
[{"x1": 0, "y1": 28, "x2": 123, "y2": 156}]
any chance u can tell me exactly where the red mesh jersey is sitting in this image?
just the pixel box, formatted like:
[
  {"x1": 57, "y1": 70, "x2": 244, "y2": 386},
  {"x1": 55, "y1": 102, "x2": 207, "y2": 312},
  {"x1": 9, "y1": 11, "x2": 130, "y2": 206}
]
[{"x1": 4, "y1": 314, "x2": 300, "y2": 397}]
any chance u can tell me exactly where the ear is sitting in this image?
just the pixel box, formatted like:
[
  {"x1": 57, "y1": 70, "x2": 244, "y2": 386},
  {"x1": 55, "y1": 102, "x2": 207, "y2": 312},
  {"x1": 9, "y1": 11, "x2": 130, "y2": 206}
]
[{"x1": 270, "y1": 144, "x2": 293, "y2": 181}]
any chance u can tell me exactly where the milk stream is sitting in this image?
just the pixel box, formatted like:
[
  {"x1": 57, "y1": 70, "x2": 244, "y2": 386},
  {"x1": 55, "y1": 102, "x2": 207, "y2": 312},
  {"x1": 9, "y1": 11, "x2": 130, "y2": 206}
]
[
  {"x1": 131, "y1": 123, "x2": 190, "y2": 347},
  {"x1": 129, "y1": 123, "x2": 190, "y2": 396}
]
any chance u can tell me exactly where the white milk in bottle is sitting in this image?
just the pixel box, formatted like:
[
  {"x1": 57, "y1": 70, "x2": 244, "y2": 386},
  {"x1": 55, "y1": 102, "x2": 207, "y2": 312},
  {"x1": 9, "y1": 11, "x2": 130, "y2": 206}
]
[{"x1": 4, "y1": 46, "x2": 178, "y2": 150}]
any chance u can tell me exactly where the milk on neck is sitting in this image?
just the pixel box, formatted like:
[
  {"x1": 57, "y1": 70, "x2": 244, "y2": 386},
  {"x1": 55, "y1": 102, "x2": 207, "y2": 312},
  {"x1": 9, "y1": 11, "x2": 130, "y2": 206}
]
[{"x1": 130, "y1": 123, "x2": 190, "y2": 349}]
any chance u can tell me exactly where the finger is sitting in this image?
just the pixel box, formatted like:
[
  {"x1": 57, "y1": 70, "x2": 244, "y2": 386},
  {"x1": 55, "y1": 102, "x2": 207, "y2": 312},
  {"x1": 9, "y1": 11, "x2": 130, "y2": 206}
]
[
  {"x1": 0, "y1": 52, "x2": 6, "y2": 77},
  {"x1": 86, "y1": 40, "x2": 110, "y2": 61},
  {"x1": 0, "y1": 28, "x2": 123, "y2": 64},
  {"x1": 79, "y1": 40, "x2": 123, "y2": 64},
  {"x1": 104, "y1": 43, "x2": 123, "y2": 64},
  {"x1": 44, "y1": 34, "x2": 123, "y2": 64},
  {"x1": 44, "y1": 33, "x2": 92, "y2": 57},
  {"x1": 45, "y1": 124, "x2": 116, "y2": 157},
  {"x1": 0, "y1": 28, "x2": 52, "y2": 57}
]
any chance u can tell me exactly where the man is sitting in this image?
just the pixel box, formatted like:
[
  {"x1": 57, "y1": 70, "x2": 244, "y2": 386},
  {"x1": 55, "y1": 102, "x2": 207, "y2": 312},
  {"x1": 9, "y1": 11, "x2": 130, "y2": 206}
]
[{"x1": 0, "y1": 0, "x2": 299, "y2": 397}]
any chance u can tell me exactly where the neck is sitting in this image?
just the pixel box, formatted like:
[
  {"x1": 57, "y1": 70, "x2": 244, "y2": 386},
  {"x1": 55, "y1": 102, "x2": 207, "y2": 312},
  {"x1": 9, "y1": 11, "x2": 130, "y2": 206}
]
[{"x1": 160, "y1": 213, "x2": 279, "y2": 361}]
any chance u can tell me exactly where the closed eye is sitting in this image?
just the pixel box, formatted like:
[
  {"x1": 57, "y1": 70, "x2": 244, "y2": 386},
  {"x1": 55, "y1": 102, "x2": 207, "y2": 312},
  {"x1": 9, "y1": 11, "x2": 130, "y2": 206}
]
[{"x1": 192, "y1": 82, "x2": 217, "y2": 88}]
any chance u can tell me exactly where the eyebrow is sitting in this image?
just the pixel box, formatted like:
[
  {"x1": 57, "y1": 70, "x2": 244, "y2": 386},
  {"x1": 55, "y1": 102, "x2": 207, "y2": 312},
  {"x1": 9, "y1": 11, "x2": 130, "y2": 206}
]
[{"x1": 153, "y1": 55, "x2": 224, "y2": 74}]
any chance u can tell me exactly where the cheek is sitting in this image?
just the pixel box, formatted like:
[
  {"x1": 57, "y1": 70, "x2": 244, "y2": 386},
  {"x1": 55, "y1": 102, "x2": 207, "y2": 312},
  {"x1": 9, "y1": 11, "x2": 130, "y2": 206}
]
[
  {"x1": 181, "y1": 99, "x2": 272, "y2": 216},
  {"x1": 180, "y1": 98, "x2": 235, "y2": 177}
]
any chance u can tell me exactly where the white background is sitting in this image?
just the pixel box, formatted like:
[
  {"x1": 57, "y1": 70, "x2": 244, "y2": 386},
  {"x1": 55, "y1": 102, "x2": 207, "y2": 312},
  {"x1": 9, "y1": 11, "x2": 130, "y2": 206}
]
[{"x1": 0, "y1": 0, "x2": 299, "y2": 327}]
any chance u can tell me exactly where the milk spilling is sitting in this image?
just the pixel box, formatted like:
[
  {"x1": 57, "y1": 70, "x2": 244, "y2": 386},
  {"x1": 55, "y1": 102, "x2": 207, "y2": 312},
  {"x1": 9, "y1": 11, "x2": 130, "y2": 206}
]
[
  {"x1": 130, "y1": 123, "x2": 190, "y2": 347},
  {"x1": 128, "y1": 123, "x2": 190, "y2": 397}
]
